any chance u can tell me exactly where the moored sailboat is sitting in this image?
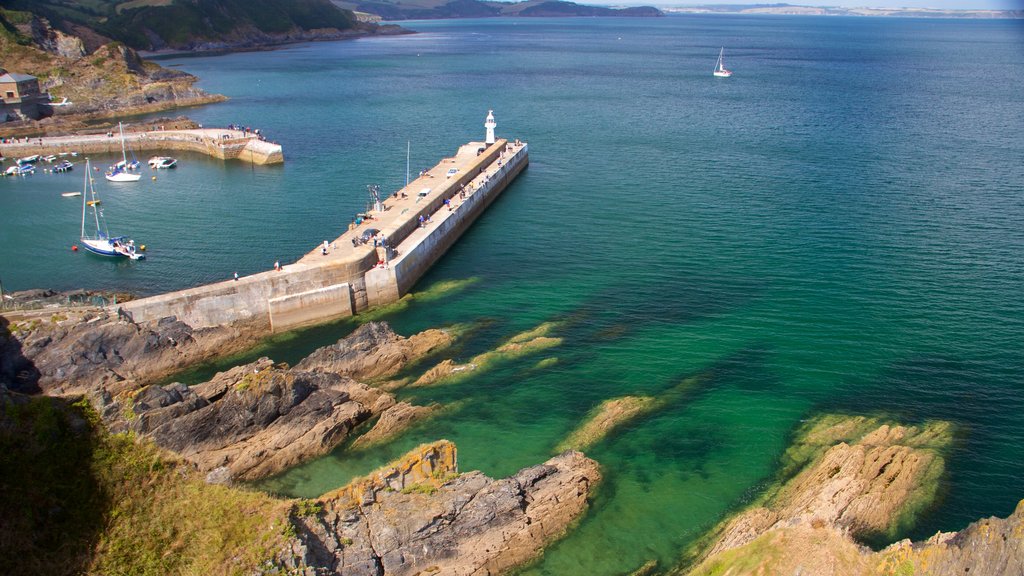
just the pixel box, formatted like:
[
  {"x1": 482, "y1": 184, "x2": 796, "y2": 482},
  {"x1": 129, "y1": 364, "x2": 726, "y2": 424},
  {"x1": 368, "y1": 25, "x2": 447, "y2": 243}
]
[
  {"x1": 81, "y1": 159, "x2": 145, "y2": 260},
  {"x1": 105, "y1": 122, "x2": 142, "y2": 182}
]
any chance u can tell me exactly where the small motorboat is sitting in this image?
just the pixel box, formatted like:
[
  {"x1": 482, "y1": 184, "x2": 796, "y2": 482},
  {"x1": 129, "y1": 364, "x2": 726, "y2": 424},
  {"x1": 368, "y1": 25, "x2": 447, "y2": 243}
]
[
  {"x1": 17, "y1": 155, "x2": 40, "y2": 165},
  {"x1": 53, "y1": 160, "x2": 74, "y2": 173},
  {"x1": 148, "y1": 156, "x2": 178, "y2": 169},
  {"x1": 5, "y1": 164, "x2": 35, "y2": 176},
  {"x1": 62, "y1": 191, "x2": 82, "y2": 198},
  {"x1": 43, "y1": 155, "x2": 57, "y2": 163}
]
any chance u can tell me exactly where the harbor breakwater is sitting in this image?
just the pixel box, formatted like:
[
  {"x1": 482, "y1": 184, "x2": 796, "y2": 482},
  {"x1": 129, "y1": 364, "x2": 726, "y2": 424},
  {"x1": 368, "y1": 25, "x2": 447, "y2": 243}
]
[
  {"x1": 0, "y1": 128, "x2": 284, "y2": 165},
  {"x1": 120, "y1": 138, "x2": 527, "y2": 332}
]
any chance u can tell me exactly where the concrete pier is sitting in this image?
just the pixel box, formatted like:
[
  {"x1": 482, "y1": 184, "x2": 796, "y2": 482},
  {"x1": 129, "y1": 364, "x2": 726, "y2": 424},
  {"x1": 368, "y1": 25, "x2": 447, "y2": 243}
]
[
  {"x1": 0, "y1": 128, "x2": 284, "y2": 165},
  {"x1": 121, "y1": 138, "x2": 528, "y2": 332}
]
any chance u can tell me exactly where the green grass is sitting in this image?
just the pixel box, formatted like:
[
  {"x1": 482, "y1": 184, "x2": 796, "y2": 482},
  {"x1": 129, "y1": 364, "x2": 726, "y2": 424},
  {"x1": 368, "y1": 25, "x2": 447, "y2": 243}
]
[{"x1": 0, "y1": 391, "x2": 294, "y2": 576}]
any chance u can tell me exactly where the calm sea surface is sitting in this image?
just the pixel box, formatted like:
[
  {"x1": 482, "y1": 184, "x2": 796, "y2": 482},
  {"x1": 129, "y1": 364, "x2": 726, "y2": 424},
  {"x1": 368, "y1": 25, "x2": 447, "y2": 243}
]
[{"x1": 3, "y1": 15, "x2": 1024, "y2": 574}]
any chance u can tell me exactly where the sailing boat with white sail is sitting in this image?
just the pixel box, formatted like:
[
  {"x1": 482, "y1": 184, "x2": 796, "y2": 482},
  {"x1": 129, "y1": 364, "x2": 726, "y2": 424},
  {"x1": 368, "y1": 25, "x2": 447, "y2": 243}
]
[
  {"x1": 81, "y1": 159, "x2": 145, "y2": 259},
  {"x1": 714, "y1": 47, "x2": 732, "y2": 78},
  {"x1": 106, "y1": 122, "x2": 142, "y2": 182}
]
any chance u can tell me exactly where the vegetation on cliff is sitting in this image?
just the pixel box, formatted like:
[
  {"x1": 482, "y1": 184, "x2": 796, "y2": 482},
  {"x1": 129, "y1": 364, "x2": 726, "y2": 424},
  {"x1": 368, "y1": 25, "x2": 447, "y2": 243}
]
[
  {"x1": 0, "y1": 390, "x2": 291, "y2": 576},
  {"x1": 0, "y1": 0, "x2": 369, "y2": 52},
  {"x1": 0, "y1": 7, "x2": 222, "y2": 128}
]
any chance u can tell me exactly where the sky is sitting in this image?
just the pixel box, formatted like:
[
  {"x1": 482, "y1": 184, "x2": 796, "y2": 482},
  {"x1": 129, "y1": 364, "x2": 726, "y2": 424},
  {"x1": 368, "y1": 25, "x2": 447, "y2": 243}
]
[{"x1": 598, "y1": 0, "x2": 1023, "y2": 9}]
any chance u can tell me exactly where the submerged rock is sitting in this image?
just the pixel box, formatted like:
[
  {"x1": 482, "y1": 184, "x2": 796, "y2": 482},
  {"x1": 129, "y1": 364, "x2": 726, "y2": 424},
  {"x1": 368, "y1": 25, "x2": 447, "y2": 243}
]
[{"x1": 556, "y1": 395, "x2": 660, "y2": 452}]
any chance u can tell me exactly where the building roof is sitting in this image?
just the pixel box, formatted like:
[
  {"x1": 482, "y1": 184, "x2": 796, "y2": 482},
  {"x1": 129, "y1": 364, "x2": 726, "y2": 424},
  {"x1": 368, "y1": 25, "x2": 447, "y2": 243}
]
[{"x1": 0, "y1": 72, "x2": 38, "y2": 83}]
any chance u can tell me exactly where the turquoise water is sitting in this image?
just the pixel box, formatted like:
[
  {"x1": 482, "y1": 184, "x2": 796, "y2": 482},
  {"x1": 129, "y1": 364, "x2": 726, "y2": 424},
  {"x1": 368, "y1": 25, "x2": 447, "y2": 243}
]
[{"x1": 5, "y1": 15, "x2": 1024, "y2": 574}]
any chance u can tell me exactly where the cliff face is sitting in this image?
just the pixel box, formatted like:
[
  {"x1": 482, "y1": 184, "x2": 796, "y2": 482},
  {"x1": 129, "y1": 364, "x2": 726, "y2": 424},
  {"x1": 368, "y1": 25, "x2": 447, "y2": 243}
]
[{"x1": 0, "y1": 9, "x2": 223, "y2": 126}]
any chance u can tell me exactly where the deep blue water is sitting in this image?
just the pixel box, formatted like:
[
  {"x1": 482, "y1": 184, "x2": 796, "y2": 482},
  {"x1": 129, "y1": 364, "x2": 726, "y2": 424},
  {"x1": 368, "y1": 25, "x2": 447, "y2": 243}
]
[{"x1": 3, "y1": 15, "x2": 1024, "y2": 574}]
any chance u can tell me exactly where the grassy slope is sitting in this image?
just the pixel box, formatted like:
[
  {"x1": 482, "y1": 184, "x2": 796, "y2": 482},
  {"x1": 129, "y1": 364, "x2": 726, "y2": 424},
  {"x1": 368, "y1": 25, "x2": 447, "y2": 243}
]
[{"x1": 0, "y1": 392, "x2": 292, "y2": 576}]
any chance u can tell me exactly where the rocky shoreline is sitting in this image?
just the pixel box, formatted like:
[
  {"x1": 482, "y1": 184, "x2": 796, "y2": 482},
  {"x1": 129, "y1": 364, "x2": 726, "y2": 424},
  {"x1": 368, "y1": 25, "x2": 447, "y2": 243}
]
[{"x1": 3, "y1": 305, "x2": 1024, "y2": 574}]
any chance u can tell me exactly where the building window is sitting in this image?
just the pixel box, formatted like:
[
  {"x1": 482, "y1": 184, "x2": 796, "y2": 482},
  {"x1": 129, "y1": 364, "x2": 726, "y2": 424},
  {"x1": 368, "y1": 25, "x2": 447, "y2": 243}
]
[{"x1": 5, "y1": 92, "x2": 13, "y2": 98}]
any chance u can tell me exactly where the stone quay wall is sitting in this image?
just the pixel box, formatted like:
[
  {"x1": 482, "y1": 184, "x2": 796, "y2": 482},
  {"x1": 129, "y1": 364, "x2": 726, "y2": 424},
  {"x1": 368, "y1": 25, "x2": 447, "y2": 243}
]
[
  {"x1": 121, "y1": 140, "x2": 528, "y2": 333},
  {"x1": 0, "y1": 128, "x2": 284, "y2": 165}
]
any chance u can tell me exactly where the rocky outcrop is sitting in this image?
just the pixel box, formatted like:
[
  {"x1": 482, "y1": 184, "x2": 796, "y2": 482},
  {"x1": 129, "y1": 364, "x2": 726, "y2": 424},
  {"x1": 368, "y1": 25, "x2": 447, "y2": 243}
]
[
  {"x1": 350, "y1": 401, "x2": 439, "y2": 450},
  {"x1": 115, "y1": 361, "x2": 391, "y2": 482},
  {"x1": 279, "y1": 442, "x2": 601, "y2": 575},
  {"x1": 681, "y1": 415, "x2": 966, "y2": 576},
  {"x1": 5, "y1": 313, "x2": 260, "y2": 397},
  {"x1": 0, "y1": 11, "x2": 224, "y2": 128},
  {"x1": 90, "y1": 322, "x2": 454, "y2": 482},
  {"x1": 877, "y1": 500, "x2": 1024, "y2": 575},
  {"x1": 296, "y1": 322, "x2": 453, "y2": 381}
]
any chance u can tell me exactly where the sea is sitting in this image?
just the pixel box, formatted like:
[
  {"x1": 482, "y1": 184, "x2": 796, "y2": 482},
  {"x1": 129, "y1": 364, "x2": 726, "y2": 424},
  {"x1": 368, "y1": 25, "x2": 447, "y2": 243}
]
[{"x1": 2, "y1": 15, "x2": 1023, "y2": 574}]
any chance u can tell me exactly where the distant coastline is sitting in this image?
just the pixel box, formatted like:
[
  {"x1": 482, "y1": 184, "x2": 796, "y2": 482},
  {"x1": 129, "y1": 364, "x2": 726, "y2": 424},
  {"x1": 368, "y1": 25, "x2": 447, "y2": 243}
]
[{"x1": 660, "y1": 3, "x2": 1022, "y2": 18}]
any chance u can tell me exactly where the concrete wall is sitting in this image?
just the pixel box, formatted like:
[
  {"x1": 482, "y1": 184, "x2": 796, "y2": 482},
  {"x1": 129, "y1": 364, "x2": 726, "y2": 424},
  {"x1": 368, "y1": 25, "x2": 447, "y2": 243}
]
[
  {"x1": 121, "y1": 142, "x2": 527, "y2": 333},
  {"x1": 0, "y1": 130, "x2": 284, "y2": 165},
  {"x1": 122, "y1": 250, "x2": 377, "y2": 330},
  {"x1": 365, "y1": 144, "x2": 529, "y2": 307}
]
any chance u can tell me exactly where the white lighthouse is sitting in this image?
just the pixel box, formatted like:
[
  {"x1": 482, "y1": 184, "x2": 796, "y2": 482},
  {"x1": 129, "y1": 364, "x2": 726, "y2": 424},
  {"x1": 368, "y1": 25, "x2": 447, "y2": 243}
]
[{"x1": 484, "y1": 110, "x2": 496, "y2": 145}]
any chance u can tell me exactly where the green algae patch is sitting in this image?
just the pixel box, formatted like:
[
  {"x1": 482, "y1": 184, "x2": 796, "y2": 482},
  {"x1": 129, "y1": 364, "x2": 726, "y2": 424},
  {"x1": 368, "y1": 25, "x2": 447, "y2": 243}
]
[
  {"x1": 355, "y1": 277, "x2": 481, "y2": 322},
  {"x1": 556, "y1": 396, "x2": 661, "y2": 452}
]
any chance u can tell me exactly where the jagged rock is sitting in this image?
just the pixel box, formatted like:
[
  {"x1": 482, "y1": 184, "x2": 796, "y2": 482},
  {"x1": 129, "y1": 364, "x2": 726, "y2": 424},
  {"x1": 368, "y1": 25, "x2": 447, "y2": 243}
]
[
  {"x1": 295, "y1": 322, "x2": 453, "y2": 381},
  {"x1": 31, "y1": 17, "x2": 86, "y2": 59},
  {"x1": 6, "y1": 314, "x2": 260, "y2": 397},
  {"x1": 878, "y1": 500, "x2": 1024, "y2": 575},
  {"x1": 681, "y1": 415, "x2": 965, "y2": 576},
  {"x1": 350, "y1": 402, "x2": 438, "y2": 450},
  {"x1": 139, "y1": 363, "x2": 390, "y2": 481},
  {"x1": 282, "y1": 443, "x2": 601, "y2": 576}
]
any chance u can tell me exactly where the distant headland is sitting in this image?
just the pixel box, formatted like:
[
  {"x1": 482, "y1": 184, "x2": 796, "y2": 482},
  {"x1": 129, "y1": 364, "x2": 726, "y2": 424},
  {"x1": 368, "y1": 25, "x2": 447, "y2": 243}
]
[{"x1": 661, "y1": 3, "x2": 1022, "y2": 18}]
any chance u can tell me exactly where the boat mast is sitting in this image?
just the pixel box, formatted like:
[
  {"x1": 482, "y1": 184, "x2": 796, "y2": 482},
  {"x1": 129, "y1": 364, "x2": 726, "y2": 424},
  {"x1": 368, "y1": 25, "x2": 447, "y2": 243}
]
[
  {"x1": 80, "y1": 160, "x2": 88, "y2": 239},
  {"x1": 89, "y1": 161, "x2": 103, "y2": 237},
  {"x1": 119, "y1": 121, "x2": 128, "y2": 166}
]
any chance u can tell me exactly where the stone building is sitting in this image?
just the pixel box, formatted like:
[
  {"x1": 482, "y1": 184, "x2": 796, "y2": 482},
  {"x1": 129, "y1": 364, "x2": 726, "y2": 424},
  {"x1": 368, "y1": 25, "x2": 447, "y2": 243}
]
[{"x1": 0, "y1": 70, "x2": 50, "y2": 122}]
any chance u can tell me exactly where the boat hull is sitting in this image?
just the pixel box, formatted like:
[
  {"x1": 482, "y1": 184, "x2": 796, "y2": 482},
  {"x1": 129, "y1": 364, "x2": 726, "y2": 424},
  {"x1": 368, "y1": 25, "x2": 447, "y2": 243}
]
[
  {"x1": 105, "y1": 172, "x2": 142, "y2": 182},
  {"x1": 81, "y1": 237, "x2": 145, "y2": 260}
]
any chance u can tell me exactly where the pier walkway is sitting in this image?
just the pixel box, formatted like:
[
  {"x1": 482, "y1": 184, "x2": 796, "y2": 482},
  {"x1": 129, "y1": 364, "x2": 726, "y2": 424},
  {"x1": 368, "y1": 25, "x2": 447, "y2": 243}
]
[
  {"x1": 0, "y1": 128, "x2": 284, "y2": 165},
  {"x1": 121, "y1": 137, "x2": 528, "y2": 332}
]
